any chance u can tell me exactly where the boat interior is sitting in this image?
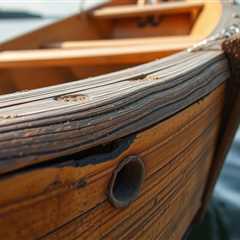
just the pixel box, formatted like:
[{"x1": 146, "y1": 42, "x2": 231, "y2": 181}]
[{"x1": 0, "y1": 0, "x2": 222, "y2": 94}]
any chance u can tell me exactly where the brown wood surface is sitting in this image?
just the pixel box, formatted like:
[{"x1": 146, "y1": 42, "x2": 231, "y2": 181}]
[
  {"x1": 0, "y1": 43, "x2": 197, "y2": 68},
  {"x1": 0, "y1": 1, "x2": 237, "y2": 240},
  {"x1": 0, "y1": 51, "x2": 229, "y2": 174},
  {"x1": 92, "y1": 1, "x2": 203, "y2": 19},
  {"x1": 0, "y1": 0, "x2": 202, "y2": 51},
  {"x1": 198, "y1": 32, "x2": 240, "y2": 220},
  {"x1": 46, "y1": 36, "x2": 199, "y2": 50},
  {"x1": 0, "y1": 85, "x2": 224, "y2": 239},
  {"x1": 0, "y1": 0, "x2": 222, "y2": 97}
]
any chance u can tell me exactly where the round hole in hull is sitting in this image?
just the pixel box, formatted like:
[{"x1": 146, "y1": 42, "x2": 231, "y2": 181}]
[{"x1": 108, "y1": 156, "x2": 145, "y2": 208}]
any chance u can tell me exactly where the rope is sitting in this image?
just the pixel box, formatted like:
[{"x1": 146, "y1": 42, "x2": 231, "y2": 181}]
[{"x1": 187, "y1": 24, "x2": 240, "y2": 52}]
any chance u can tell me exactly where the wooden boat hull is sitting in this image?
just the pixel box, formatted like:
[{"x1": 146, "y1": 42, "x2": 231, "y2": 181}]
[
  {"x1": 0, "y1": 84, "x2": 225, "y2": 239},
  {"x1": 0, "y1": 1, "x2": 239, "y2": 239}
]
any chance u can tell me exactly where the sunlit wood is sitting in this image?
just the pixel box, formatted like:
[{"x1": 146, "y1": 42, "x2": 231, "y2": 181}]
[{"x1": 0, "y1": 1, "x2": 236, "y2": 240}]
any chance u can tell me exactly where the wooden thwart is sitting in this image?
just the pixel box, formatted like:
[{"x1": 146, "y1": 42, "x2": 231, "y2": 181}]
[
  {"x1": 0, "y1": 1, "x2": 237, "y2": 239},
  {"x1": 92, "y1": 1, "x2": 204, "y2": 19},
  {"x1": 0, "y1": 39, "x2": 197, "y2": 68},
  {"x1": 46, "y1": 36, "x2": 199, "y2": 49}
]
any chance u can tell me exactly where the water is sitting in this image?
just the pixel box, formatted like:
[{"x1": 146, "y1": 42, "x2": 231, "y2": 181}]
[
  {"x1": 0, "y1": 16, "x2": 239, "y2": 240},
  {"x1": 0, "y1": 18, "x2": 56, "y2": 42},
  {"x1": 188, "y1": 130, "x2": 240, "y2": 240}
]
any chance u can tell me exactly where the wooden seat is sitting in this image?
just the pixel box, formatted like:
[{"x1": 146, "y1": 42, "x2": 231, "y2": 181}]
[
  {"x1": 0, "y1": 36, "x2": 198, "y2": 68},
  {"x1": 46, "y1": 36, "x2": 199, "y2": 49},
  {"x1": 92, "y1": 1, "x2": 204, "y2": 19}
]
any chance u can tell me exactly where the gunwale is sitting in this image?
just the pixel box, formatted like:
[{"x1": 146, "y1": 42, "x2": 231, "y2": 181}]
[{"x1": 0, "y1": 0, "x2": 236, "y2": 175}]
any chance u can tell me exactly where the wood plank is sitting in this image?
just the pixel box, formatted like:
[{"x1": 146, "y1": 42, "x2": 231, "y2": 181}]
[
  {"x1": 74, "y1": 129, "x2": 218, "y2": 240},
  {"x1": 0, "y1": 0, "x2": 220, "y2": 52},
  {"x1": 125, "y1": 156, "x2": 210, "y2": 240},
  {"x1": 0, "y1": 86, "x2": 224, "y2": 239},
  {"x1": 46, "y1": 36, "x2": 199, "y2": 50},
  {"x1": 93, "y1": 1, "x2": 204, "y2": 19},
  {"x1": 2, "y1": 126, "x2": 217, "y2": 240},
  {"x1": 0, "y1": 54, "x2": 228, "y2": 174},
  {"x1": 191, "y1": 0, "x2": 222, "y2": 37},
  {"x1": 137, "y1": 0, "x2": 146, "y2": 6},
  {"x1": 0, "y1": 48, "x2": 202, "y2": 95},
  {"x1": 0, "y1": 83, "x2": 223, "y2": 207},
  {"x1": 0, "y1": 51, "x2": 218, "y2": 107},
  {"x1": 0, "y1": 123, "x2": 219, "y2": 240},
  {"x1": 199, "y1": 33, "x2": 240, "y2": 219},
  {"x1": 0, "y1": 41, "x2": 197, "y2": 68}
]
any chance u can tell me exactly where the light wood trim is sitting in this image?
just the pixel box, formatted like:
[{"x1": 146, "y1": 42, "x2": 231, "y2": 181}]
[
  {"x1": 0, "y1": 39, "x2": 197, "y2": 68},
  {"x1": 190, "y1": 0, "x2": 222, "y2": 37},
  {"x1": 137, "y1": 0, "x2": 146, "y2": 6},
  {"x1": 46, "y1": 36, "x2": 199, "y2": 49},
  {"x1": 92, "y1": 1, "x2": 204, "y2": 19}
]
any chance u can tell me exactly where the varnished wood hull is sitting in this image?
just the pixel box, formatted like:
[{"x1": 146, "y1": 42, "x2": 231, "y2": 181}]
[
  {"x1": 0, "y1": 1, "x2": 239, "y2": 240},
  {"x1": 0, "y1": 85, "x2": 225, "y2": 239}
]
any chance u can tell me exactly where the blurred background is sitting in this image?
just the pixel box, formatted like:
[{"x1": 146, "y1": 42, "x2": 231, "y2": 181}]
[
  {"x1": 0, "y1": 1, "x2": 239, "y2": 239},
  {"x1": 0, "y1": 0, "x2": 104, "y2": 42}
]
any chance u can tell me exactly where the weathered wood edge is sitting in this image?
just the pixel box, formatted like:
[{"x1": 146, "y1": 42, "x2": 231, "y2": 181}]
[
  {"x1": 0, "y1": 1, "x2": 235, "y2": 175},
  {"x1": 0, "y1": 60, "x2": 229, "y2": 174},
  {"x1": 197, "y1": 32, "x2": 240, "y2": 221}
]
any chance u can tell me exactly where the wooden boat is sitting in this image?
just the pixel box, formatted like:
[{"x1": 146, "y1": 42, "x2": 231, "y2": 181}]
[{"x1": 0, "y1": 0, "x2": 239, "y2": 239}]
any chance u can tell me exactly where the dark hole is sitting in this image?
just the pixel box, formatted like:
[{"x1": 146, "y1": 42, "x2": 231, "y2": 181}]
[{"x1": 109, "y1": 156, "x2": 145, "y2": 208}]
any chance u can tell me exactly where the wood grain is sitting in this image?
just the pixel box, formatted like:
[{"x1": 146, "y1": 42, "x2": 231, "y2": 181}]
[
  {"x1": 0, "y1": 1, "x2": 237, "y2": 240},
  {"x1": 0, "y1": 52, "x2": 229, "y2": 174},
  {"x1": 0, "y1": 44, "x2": 197, "y2": 68},
  {"x1": 0, "y1": 84, "x2": 224, "y2": 239},
  {"x1": 92, "y1": 1, "x2": 203, "y2": 19},
  {"x1": 46, "y1": 36, "x2": 199, "y2": 50}
]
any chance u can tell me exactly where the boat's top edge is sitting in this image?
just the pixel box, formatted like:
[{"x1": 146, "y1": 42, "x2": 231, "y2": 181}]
[{"x1": 0, "y1": 0, "x2": 237, "y2": 174}]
